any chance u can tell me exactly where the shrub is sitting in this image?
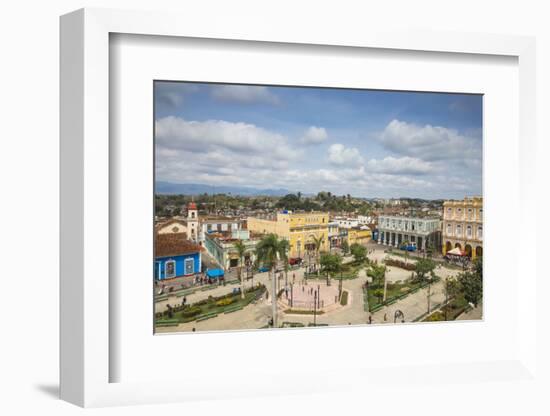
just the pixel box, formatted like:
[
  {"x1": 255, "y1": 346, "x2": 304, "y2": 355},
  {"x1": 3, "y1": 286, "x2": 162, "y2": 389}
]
[
  {"x1": 340, "y1": 290, "x2": 349, "y2": 306},
  {"x1": 215, "y1": 297, "x2": 235, "y2": 307},
  {"x1": 384, "y1": 258, "x2": 416, "y2": 271},
  {"x1": 181, "y1": 306, "x2": 201, "y2": 318}
]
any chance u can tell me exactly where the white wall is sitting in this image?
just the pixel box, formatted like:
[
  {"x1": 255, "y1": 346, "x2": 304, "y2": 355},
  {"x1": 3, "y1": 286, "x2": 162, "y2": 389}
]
[{"x1": 1, "y1": 1, "x2": 549, "y2": 415}]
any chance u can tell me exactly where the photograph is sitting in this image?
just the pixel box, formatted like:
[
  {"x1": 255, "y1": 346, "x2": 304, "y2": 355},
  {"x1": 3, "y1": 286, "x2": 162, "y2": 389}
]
[{"x1": 153, "y1": 81, "x2": 483, "y2": 333}]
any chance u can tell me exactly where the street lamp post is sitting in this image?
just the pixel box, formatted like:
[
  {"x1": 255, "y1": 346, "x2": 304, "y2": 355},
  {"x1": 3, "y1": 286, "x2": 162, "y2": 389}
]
[{"x1": 313, "y1": 290, "x2": 317, "y2": 326}]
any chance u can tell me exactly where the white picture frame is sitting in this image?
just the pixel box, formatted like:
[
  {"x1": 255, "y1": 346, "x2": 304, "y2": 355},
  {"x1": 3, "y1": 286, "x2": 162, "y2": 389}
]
[{"x1": 60, "y1": 7, "x2": 538, "y2": 408}]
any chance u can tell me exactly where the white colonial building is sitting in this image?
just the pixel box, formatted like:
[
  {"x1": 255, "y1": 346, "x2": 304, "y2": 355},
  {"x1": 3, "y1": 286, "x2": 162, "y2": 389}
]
[{"x1": 377, "y1": 215, "x2": 441, "y2": 251}]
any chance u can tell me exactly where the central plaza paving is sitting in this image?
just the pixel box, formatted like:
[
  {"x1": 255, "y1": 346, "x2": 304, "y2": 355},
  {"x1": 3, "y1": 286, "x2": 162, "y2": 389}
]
[{"x1": 155, "y1": 243, "x2": 471, "y2": 333}]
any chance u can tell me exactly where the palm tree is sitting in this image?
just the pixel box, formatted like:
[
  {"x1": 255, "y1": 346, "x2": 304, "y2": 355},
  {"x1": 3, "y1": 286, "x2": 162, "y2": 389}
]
[
  {"x1": 255, "y1": 234, "x2": 287, "y2": 328},
  {"x1": 279, "y1": 239, "x2": 290, "y2": 287},
  {"x1": 233, "y1": 240, "x2": 247, "y2": 299},
  {"x1": 311, "y1": 234, "x2": 325, "y2": 276}
]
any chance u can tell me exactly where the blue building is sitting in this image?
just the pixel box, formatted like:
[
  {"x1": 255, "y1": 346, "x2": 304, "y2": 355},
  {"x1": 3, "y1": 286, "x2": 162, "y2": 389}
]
[{"x1": 155, "y1": 233, "x2": 202, "y2": 280}]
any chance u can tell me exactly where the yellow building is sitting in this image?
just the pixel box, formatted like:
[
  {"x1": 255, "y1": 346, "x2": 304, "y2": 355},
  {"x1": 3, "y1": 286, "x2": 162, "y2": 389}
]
[
  {"x1": 347, "y1": 227, "x2": 372, "y2": 246},
  {"x1": 442, "y1": 196, "x2": 483, "y2": 259},
  {"x1": 247, "y1": 211, "x2": 329, "y2": 258}
]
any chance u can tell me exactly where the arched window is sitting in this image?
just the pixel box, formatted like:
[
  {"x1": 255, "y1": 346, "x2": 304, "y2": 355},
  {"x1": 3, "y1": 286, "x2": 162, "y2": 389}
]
[
  {"x1": 477, "y1": 226, "x2": 483, "y2": 239},
  {"x1": 467, "y1": 225, "x2": 472, "y2": 237}
]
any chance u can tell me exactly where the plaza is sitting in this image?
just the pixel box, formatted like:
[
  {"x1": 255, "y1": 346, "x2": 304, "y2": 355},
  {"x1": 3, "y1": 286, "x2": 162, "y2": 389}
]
[{"x1": 155, "y1": 242, "x2": 477, "y2": 333}]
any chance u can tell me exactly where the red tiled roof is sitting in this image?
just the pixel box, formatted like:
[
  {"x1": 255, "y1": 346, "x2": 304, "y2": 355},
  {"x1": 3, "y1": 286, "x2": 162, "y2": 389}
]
[{"x1": 155, "y1": 233, "x2": 201, "y2": 258}]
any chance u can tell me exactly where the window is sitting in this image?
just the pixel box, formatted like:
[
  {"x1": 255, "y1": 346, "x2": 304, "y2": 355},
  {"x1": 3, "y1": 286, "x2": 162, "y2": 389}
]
[
  {"x1": 467, "y1": 225, "x2": 472, "y2": 237},
  {"x1": 165, "y1": 260, "x2": 176, "y2": 279},
  {"x1": 447, "y1": 223, "x2": 452, "y2": 235},
  {"x1": 184, "y1": 258, "x2": 194, "y2": 275},
  {"x1": 478, "y1": 226, "x2": 483, "y2": 239},
  {"x1": 456, "y1": 224, "x2": 462, "y2": 236}
]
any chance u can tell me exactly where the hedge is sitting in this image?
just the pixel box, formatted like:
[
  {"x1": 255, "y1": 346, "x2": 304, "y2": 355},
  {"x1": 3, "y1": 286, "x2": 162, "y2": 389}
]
[{"x1": 196, "y1": 313, "x2": 218, "y2": 322}]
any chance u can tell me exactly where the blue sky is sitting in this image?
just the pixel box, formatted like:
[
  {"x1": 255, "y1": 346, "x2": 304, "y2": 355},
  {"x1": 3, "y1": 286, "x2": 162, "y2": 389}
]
[{"x1": 155, "y1": 81, "x2": 482, "y2": 199}]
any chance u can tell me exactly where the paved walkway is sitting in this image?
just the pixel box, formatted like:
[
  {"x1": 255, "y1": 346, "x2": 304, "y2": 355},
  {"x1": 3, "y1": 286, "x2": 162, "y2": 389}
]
[
  {"x1": 456, "y1": 304, "x2": 483, "y2": 321},
  {"x1": 156, "y1": 243, "x2": 468, "y2": 332}
]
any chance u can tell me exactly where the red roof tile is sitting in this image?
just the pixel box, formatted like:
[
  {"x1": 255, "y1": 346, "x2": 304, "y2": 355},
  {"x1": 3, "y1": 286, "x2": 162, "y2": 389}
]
[{"x1": 155, "y1": 233, "x2": 201, "y2": 258}]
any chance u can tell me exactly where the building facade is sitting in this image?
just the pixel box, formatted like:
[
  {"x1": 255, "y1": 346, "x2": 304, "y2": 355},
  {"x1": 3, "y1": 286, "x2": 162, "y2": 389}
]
[
  {"x1": 347, "y1": 227, "x2": 372, "y2": 246},
  {"x1": 203, "y1": 230, "x2": 259, "y2": 270},
  {"x1": 155, "y1": 233, "x2": 202, "y2": 280},
  {"x1": 199, "y1": 216, "x2": 242, "y2": 245},
  {"x1": 377, "y1": 215, "x2": 441, "y2": 251},
  {"x1": 442, "y1": 196, "x2": 483, "y2": 259},
  {"x1": 247, "y1": 211, "x2": 329, "y2": 258}
]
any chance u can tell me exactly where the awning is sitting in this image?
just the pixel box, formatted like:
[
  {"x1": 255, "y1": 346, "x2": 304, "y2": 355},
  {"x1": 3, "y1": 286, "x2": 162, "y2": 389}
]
[
  {"x1": 447, "y1": 247, "x2": 465, "y2": 256},
  {"x1": 206, "y1": 268, "x2": 224, "y2": 278}
]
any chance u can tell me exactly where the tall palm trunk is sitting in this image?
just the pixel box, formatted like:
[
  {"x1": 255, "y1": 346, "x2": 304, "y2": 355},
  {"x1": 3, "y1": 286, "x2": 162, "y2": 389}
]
[
  {"x1": 240, "y1": 264, "x2": 245, "y2": 299},
  {"x1": 271, "y1": 267, "x2": 277, "y2": 328}
]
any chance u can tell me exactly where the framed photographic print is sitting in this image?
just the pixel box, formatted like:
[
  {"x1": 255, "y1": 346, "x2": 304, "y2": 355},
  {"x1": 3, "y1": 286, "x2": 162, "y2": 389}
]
[{"x1": 60, "y1": 7, "x2": 538, "y2": 408}]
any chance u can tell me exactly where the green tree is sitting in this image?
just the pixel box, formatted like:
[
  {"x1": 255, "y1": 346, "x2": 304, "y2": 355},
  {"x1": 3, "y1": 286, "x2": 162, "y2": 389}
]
[
  {"x1": 341, "y1": 240, "x2": 350, "y2": 256},
  {"x1": 279, "y1": 238, "x2": 290, "y2": 286},
  {"x1": 233, "y1": 240, "x2": 247, "y2": 299},
  {"x1": 458, "y1": 270, "x2": 483, "y2": 307},
  {"x1": 372, "y1": 288, "x2": 384, "y2": 304},
  {"x1": 311, "y1": 234, "x2": 325, "y2": 276},
  {"x1": 350, "y1": 243, "x2": 367, "y2": 264},
  {"x1": 367, "y1": 264, "x2": 386, "y2": 287},
  {"x1": 320, "y1": 253, "x2": 343, "y2": 279},
  {"x1": 415, "y1": 258, "x2": 436, "y2": 282},
  {"x1": 255, "y1": 234, "x2": 287, "y2": 328}
]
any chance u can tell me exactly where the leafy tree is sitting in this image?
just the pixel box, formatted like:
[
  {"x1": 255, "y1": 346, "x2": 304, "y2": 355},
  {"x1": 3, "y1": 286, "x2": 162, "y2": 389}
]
[
  {"x1": 367, "y1": 264, "x2": 386, "y2": 288},
  {"x1": 350, "y1": 243, "x2": 367, "y2": 264},
  {"x1": 458, "y1": 270, "x2": 483, "y2": 307},
  {"x1": 415, "y1": 258, "x2": 436, "y2": 282},
  {"x1": 341, "y1": 240, "x2": 350, "y2": 255},
  {"x1": 473, "y1": 256, "x2": 483, "y2": 278},
  {"x1": 372, "y1": 288, "x2": 384, "y2": 304},
  {"x1": 320, "y1": 253, "x2": 343, "y2": 278}
]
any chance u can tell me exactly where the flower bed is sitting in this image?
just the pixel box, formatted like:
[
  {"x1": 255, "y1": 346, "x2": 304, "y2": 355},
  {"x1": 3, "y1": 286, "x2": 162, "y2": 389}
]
[{"x1": 383, "y1": 258, "x2": 416, "y2": 271}]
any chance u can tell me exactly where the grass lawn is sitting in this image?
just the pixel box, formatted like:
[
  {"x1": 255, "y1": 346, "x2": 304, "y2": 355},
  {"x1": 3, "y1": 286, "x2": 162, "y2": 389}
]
[
  {"x1": 366, "y1": 277, "x2": 439, "y2": 312},
  {"x1": 156, "y1": 284, "x2": 266, "y2": 325}
]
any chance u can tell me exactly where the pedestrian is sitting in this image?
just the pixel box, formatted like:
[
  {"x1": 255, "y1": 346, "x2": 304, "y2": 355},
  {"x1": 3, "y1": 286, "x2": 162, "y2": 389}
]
[
  {"x1": 368, "y1": 315, "x2": 372, "y2": 324},
  {"x1": 302, "y1": 286, "x2": 304, "y2": 292},
  {"x1": 192, "y1": 327, "x2": 196, "y2": 332},
  {"x1": 182, "y1": 296, "x2": 187, "y2": 306},
  {"x1": 384, "y1": 313, "x2": 387, "y2": 322}
]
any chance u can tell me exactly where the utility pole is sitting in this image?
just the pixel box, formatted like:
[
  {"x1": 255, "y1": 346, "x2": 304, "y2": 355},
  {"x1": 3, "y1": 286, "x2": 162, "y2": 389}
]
[{"x1": 313, "y1": 290, "x2": 318, "y2": 326}]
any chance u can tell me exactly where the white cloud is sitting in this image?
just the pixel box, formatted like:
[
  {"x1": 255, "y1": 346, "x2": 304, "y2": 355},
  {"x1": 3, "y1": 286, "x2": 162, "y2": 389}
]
[
  {"x1": 377, "y1": 119, "x2": 481, "y2": 161},
  {"x1": 300, "y1": 126, "x2": 328, "y2": 145},
  {"x1": 366, "y1": 156, "x2": 434, "y2": 175},
  {"x1": 210, "y1": 85, "x2": 279, "y2": 105},
  {"x1": 155, "y1": 83, "x2": 199, "y2": 109},
  {"x1": 327, "y1": 143, "x2": 363, "y2": 166},
  {"x1": 156, "y1": 116, "x2": 296, "y2": 160}
]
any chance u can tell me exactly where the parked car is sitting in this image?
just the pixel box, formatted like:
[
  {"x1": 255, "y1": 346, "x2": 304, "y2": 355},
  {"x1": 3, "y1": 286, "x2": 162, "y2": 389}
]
[
  {"x1": 258, "y1": 266, "x2": 270, "y2": 273},
  {"x1": 289, "y1": 257, "x2": 302, "y2": 265}
]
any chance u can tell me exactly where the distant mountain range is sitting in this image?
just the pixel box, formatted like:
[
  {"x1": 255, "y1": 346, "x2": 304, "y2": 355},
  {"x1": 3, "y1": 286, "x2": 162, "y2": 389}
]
[{"x1": 156, "y1": 181, "x2": 290, "y2": 196}]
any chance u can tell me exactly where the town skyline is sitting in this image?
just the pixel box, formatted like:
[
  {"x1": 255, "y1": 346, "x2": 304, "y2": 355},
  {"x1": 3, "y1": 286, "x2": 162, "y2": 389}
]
[{"x1": 155, "y1": 82, "x2": 483, "y2": 199}]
